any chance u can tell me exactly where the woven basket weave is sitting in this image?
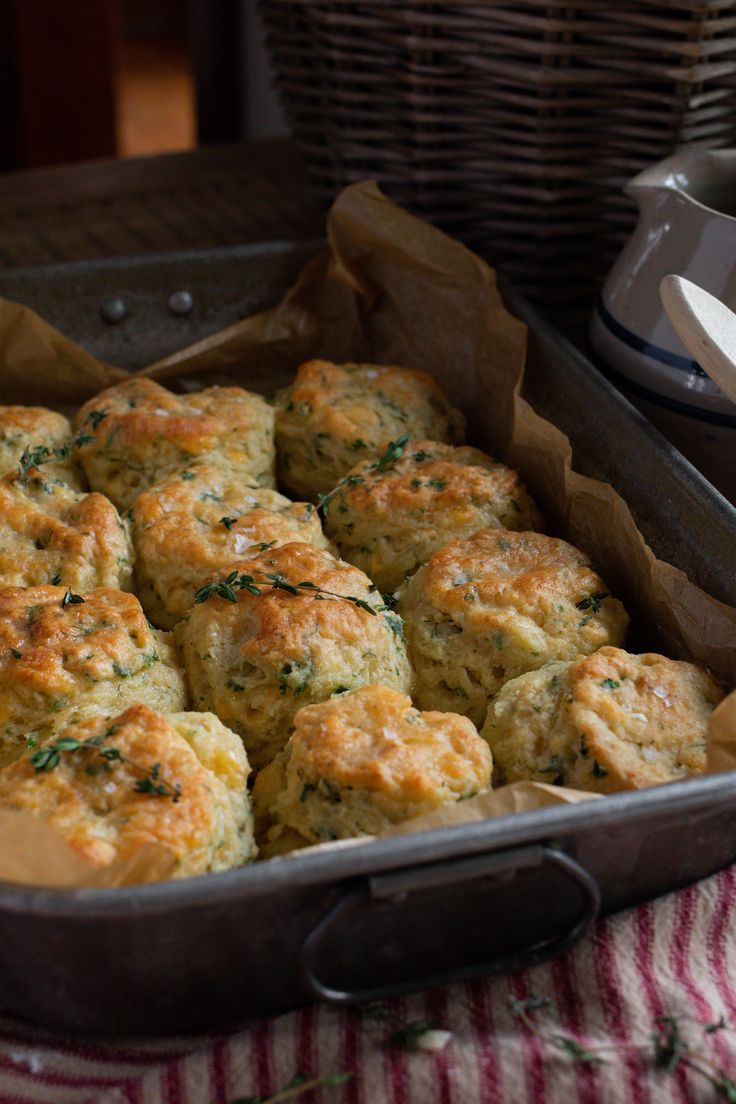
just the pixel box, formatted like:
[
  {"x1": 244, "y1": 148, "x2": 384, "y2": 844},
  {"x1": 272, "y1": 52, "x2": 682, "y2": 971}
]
[{"x1": 260, "y1": 0, "x2": 736, "y2": 321}]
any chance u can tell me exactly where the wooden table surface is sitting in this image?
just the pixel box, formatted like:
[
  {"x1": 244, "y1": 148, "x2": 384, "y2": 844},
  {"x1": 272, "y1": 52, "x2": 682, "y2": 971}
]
[{"x1": 0, "y1": 138, "x2": 322, "y2": 268}]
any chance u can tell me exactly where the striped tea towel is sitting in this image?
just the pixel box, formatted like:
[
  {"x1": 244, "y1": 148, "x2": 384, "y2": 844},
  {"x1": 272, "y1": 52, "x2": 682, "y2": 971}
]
[{"x1": 1, "y1": 865, "x2": 735, "y2": 1104}]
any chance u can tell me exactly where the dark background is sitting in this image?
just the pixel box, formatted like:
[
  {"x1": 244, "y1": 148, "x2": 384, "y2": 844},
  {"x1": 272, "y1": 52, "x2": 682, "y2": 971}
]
[{"x1": 0, "y1": 0, "x2": 285, "y2": 170}]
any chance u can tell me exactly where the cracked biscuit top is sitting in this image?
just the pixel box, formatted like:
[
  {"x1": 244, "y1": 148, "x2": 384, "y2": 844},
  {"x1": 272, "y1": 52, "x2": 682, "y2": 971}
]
[
  {"x1": 180, "y1": 542, "x2": 412, "y2": 770},
  {"x1": 324, "y1": 438, "x2": 544, "y2": 592},
  {"x1": 0, "y1": 584, "x2": 186, "y2": 761},
  {"x1": 74, "y1": 377, "x2": 275, "y2": 510},
  {"x1": 0, "y1": 471, "x2": 133, "y2": 593},
  {"x1": 396, "y1": 528, "x2": 628, "y2": 725},
  {"x1": 0, "y1": 405, "x2": 84, "y2": 488},
  {"x1": 483, "y1": 647, "x2": 723, "y2": 792},
  {"x1": 132, "y1": 462, "x2": 331, "y2": 628},
  {"x1": 0, "y1": 704, "x2": 254, "y2": 877},
  {"x1": 253, "y1": 684, "x2": 492, "y2": 847},
  {"x1": 275, "y1": 360, "x2": 465, "y2": 498}
]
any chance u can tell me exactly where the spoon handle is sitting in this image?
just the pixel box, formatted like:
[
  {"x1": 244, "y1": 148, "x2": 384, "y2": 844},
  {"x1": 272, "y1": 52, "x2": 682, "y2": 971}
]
[{"x1": 659, "y1": 275, "x2": 736, "y2": 407}]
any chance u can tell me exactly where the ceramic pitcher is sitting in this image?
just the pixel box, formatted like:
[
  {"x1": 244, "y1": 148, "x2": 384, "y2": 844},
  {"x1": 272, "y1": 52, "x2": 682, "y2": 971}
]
[{"x1": 589, "y1": 149, "x2": 736, "y2": 502}]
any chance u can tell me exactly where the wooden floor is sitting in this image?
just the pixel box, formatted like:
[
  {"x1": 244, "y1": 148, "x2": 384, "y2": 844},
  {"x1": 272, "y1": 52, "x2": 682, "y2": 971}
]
[{"x1": 116, "y1": 33, "x2": 195, "y2": 158}]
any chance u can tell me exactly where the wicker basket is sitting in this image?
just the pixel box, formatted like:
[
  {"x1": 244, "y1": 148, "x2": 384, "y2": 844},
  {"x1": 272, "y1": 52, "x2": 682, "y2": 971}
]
[{"x1": 260, "y1": 0, "x2": 736, "y2": 322}]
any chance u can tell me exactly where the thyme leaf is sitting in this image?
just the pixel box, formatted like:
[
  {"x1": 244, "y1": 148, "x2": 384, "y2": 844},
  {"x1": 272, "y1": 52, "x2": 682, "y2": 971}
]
[
  {"x1": 575, "y1": 592, "x2": 610, "y2": 614},
  {"x1": 18, "y1": 445, "x2": 51, "y2": 481},
  {"x1": 555, "y1": 1037, "x2": 603, "y2": 1064},
  {"x1": 61, "y1": 589, "x2": 85, "y2": 608},
  {"x1": 134, "y1": 763, "x2": 182, "y2": 801},
  {"x1": 652, "y1": 1015, "x2": 683, "y2": 1074},
  {"x1": 373, "y1": 433, "x2": 409, "y2": 472},
  {"x1": 84, "y1": 410, "x2": 109, "y2": 430},
  {"x1": 266, "y1": 572, "x2": 300, "y2": 596}
]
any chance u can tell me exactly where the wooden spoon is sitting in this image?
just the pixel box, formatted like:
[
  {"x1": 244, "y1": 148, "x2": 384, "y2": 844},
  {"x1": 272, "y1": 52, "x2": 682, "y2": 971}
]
[{"x1": 660, "y1": 274, "x2": 736, "y2": 406}]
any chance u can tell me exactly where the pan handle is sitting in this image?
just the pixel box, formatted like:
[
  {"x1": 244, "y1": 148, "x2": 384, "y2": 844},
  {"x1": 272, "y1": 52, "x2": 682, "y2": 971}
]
[{"x1": 299, "y1": 844, "x2": 600, "y2": 1005}]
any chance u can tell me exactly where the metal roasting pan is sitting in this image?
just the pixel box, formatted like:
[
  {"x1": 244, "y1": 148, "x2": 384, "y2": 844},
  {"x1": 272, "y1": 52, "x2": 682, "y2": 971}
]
[{"x1": 0, "y1": 242, "x2": 735, "y2": 1037}]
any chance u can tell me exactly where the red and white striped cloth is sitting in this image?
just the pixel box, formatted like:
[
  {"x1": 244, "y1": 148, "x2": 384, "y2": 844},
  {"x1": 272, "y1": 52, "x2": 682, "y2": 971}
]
[{"x1": 1, "y1": 866, "x2": 735, "y2": 1104}]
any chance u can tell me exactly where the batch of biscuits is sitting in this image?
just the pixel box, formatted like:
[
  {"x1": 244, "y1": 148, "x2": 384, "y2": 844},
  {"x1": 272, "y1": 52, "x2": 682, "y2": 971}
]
[{"x1": 0, "y1": 359, "x2": 725, "y2": 880}]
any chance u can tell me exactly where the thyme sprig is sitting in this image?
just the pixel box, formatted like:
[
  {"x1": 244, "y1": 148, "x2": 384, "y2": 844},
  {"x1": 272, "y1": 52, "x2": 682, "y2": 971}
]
[
  {"x1": 17, "y1": 430, "x2": 96, "y2": 483},
  {"x1": 316, "y1": 434, "x2": 410, "y2": 516},
  {"x1": 30, "y1": 729, "x2": 182, "y2": 802},
  {"x1": 194, "y1": 569, "x2": 383, "y2": 617},
  {"x1": 510, "y1": 996, "x2": 736, "y2": 1097},
  {"x1": 231, "y1": 1072, "x2": 352, "y2": 1104}
]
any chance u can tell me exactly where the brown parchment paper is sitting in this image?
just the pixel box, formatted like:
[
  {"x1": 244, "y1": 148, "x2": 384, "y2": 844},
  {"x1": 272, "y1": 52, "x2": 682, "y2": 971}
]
[
  {"x1": 382, "y1": 781, "x2": 601, "y2": 837},
  {"x1": 0, "y1": 301, "x2": 125, "y2": 410},
  {"x1": 0, "y1": 812, "x2": 176, "y2": 887},
  {"x1": 264, "y1": 784, "x2": 602, "y2": 865},
  {"x1": 1, "y1": 178, "x2": 735, "y2": 886}
]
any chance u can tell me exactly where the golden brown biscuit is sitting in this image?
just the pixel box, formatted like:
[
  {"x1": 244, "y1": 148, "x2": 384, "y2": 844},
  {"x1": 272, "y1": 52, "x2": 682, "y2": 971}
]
[
  {"x1": 323, "y1": 439, "x2": 545, "y2": 593},
  {"x1": 132, "y1": 462, "x2": 331, "y2": 628},
  {"x1": 0, "y1": 585, "x2": 186, "y2": 762},
  {"x1": 0, "y1": 704, "x2": 254, "y2": 877},
  {"x1": 251, "y1": 751, "x2": 312, "y2": 859},
  {"x1": 274, "y1": 360, "x2": 465, "y2": 498},
  {"x1": 253, "y1": 685, "x2": 491, "y2": 848},
  {"x1": 0, "y1": 405, "x2": 84, "y2": 488},
  {"x1": 74, "y1": 378, "x2": 275, "y2": 510},
  {"x1": 0, "y1": 471, "x2": 133, "y2": 592},
  {"x1": 396, "y1": 529, "x2": 628, "y2": 725},
  {"x1": 483, "y1": 647, "x2": 724, "y2": 793},
  {"x1": 179, "y1": 542, "x2": 412, "y2": 770}
]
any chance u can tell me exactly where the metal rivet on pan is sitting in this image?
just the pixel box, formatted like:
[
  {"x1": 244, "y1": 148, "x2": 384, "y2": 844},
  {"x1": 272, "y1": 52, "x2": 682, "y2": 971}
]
[
  {"x1": 167, "y1": 290, "x2": 194, "y2": 316},
  {"x1": 100, "y1": 297, "x2": 127, "y2": 324}
]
